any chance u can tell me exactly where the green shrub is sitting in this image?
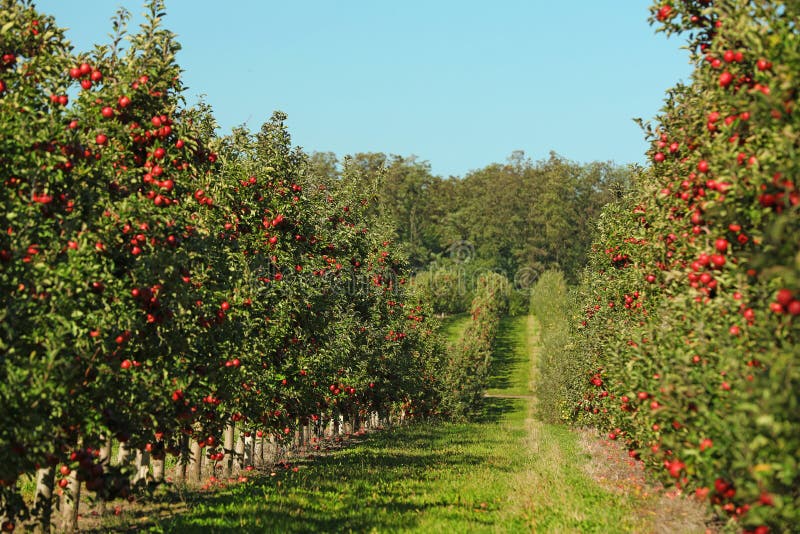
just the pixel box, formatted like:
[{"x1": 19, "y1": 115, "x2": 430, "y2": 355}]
[{"x1": 440, "y1": 272, "x2": 509, "y2": 418}]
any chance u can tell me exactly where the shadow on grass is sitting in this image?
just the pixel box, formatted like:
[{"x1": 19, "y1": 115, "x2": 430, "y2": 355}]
[
  {"x1": 440, "y1": 312, "x2": 471, "y2": 344},
  {"x1": 136, "y1": 398, "x2": 522, "y2": 533},
  {"x1": 474, "y1": 396, "x2": 518, "y2": 424},
  {"x1": 90, "y1": 316, "x2": 528, "y2": 533},
  {"x1": 486, "y1": 315, "x2": 526, "y2": 392}
]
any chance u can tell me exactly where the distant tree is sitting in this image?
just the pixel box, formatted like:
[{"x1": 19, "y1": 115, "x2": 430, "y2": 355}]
[
  {"x1": 307, "y1": 151, "x2": 340, "y2": 187},
  {"x1": 311, "y1": 149, "x2": 632, "y2": 285}
]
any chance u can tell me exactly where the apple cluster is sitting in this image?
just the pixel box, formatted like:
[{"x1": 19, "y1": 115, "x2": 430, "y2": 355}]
[
  {"x1": 568, "y1": 2, "x2": 799, "y2": 532},
  {"x1": 0, "y1": 1, "x2": 444, "y2": 530}
]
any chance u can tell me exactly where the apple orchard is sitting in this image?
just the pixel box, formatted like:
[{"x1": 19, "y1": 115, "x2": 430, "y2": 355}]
[
  {"x1": 0, "y1": 0, "x2": 799, "y2": 533},
  {"x1": 566, "y1": 2, "x2": 799, "y2": 533},
  {"x1": 0, "y1": 0, "x2": 447, "y2": 530}
]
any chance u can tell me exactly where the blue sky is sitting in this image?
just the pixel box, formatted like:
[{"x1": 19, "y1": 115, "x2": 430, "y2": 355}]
[{"x1": 35, "y1": 1, "x2": 693, "y2": 178}]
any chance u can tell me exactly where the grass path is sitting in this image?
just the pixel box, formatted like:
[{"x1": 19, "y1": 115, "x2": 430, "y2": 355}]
[
  {"x1": 439, "y1": 312, "x2": 470, "y2": 343},
  {"x1": 145, "y1": 315, "x2": 674, "y2": 533}
]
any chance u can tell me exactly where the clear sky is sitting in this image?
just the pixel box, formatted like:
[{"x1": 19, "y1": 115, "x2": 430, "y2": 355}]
[{"x1": 34, "y1": 1, "x2": 693, "y2": 178}]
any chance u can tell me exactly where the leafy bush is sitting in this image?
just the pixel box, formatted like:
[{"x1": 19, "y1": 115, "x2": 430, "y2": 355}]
[
  {"x1": 528, "y1": 271, "x2": 579, "y2": 423},
  {"x1": 0, "y1": 1, "x2": 445, "y2": 529},
  {"x1": 440, "y1": 272, "x2": 509, "y2": 418},
  {"x1": 411, "y1": 264, "x2": 471, "y2": 315},
  {"x1": 563, "y1": 2, "x2": 800, "y2": 531}
]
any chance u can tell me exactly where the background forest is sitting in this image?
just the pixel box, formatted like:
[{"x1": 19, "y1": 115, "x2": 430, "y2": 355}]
[{"x1": 310, "y1": 150, "x2": 633, "y2": 311}]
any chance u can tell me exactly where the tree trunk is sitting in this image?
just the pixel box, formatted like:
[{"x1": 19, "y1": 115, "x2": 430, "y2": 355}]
[
  {"x1": 116, "y1": 441, "x2": 132, "y2": 466},
  {"x1": 343, "y1": 412, "x2": 353, "y2": 435},
  {"x1": 293, "y1": 421, "x2": 302, "y2": 450},
  {"x1": 267, "y1": 435, "x2": 277, "y2": 464},
  {"x1": 234, "y1": 434, "x2": 245, "y2": 472},
  {"x1": 223, "y1": 424, "x2": 235, "y2": 478},
  {"x1": 176, "y1": 435, "x2": 189, "y2": 483},
  {"x1": 152, "y1": 457, "x2": 165, "y2": 483},
  {"x1": 133, "y1": 449, "x2": 150, "y2": 486},
  {"x1": 254, "y1": 435, "x2": 264, "y2": 467},
  {"x1": 32, "y1": 466, "x2": 55, "y2": 533},
  {"x1": 188, "y1": 440, "x2": 202, "y2": 484},
  {"x1": 243, "y1": 434, "x2": 254, "y2": 468},
  {"x1": 60, "y1": 469, "x2": 81, "y2": 533},
  {"x1": 95, "y1": 437, "x2": 113, "y2": 516}
]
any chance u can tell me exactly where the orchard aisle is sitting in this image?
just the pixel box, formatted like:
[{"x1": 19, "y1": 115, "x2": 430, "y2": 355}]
[{"x1": 145, "y1": 316, "x2": 682, "y2": 533}]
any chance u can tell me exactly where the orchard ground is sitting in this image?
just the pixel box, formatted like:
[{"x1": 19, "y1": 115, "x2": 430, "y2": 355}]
[{"x1": 83, "y1": 315, "x2": 710, "y2": 533}]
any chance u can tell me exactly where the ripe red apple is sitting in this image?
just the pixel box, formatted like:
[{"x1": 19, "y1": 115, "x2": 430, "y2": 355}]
[
  {"x1": 776, "y1": 289, "x2": 793, "y2": 306},
  {"x1": 667, "y1": 459, "x2": 685, "y2": 478}
]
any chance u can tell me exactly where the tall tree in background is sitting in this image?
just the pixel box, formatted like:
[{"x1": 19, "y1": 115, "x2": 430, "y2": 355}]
[{"x1": 308, "y1": 150, "x2": 632, "y2": 286}]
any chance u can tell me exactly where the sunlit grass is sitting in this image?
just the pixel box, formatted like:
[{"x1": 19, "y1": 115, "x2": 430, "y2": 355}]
[
  {"x1": 145, "y1": 315, "x2": 660, "y2": 533},
  {"x1": 485, "y1": 315, "x2": 534, "y2": 397},
  {"x1": 439, "y1": 312, "x2": 470, "y2": 344}
]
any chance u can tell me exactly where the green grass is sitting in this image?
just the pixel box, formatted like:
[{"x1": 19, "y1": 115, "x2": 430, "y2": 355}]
[
  {"x1": 438, "y1": 312, "x2": 470, "y2": 344},
  {"x1": 485, "y1": 315, "x2": 534, "y2": 397},
  {"x1": 146, "y1": 399, "x2": 529, "y2": 533},
  {"x1": 140, "y1": 315, "x2": 657, "y2": 533}
]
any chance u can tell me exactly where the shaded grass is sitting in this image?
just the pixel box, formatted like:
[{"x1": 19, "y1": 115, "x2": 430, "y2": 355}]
[
  {"x1": 143, "y1": 315, "x2": 660, "y2": 533},
  {"x1": 485, "y1": 315, "x2": 533, "y2": 397},
  {"x1": 439, "y1": 312, "x2": 470, "y2": 344},
  {"x1": 146, "y1": 398, "x2": 527, "y2": 533}
]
